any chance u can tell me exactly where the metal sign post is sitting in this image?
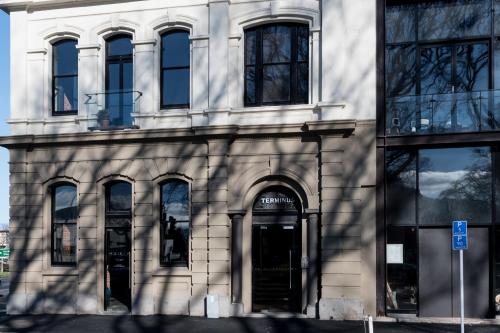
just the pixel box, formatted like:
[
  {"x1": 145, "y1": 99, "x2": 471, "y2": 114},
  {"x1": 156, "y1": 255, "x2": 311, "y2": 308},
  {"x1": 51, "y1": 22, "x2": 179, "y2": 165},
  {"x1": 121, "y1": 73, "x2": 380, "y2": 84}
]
[
  {"x1": 452, "y1": 221, "x2": 467, "y2": 333},
  {"x1": 459, "y1": 249, "x2": 464, "y2": 333}
]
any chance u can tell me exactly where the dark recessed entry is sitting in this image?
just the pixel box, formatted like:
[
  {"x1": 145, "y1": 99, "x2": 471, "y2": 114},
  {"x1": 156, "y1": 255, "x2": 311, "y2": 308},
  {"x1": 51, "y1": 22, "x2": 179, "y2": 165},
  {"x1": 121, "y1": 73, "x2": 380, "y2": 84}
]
[{"x1": 252, "y1": 187, "x2": 302, "y2": 313}]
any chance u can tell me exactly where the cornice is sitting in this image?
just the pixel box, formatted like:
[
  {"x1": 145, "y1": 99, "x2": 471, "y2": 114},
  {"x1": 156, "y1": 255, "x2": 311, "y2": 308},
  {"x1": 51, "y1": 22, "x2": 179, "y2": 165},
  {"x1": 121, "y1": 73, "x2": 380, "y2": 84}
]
[
  {"x1": 0, "y1": 0, "x2": 146, "y2": 12},
  {"x1": 0, "y1": 120, "x2": 357, "y2": 149}
]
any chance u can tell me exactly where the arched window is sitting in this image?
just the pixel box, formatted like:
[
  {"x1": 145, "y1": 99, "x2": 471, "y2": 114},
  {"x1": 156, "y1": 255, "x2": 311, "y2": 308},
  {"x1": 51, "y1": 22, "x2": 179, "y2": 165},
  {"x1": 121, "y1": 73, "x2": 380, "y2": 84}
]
[
  {"x1": 244, "y1": 23, "x2": 309, "y2": 106},
  {"x1": 52, "y1": 39, "x2": 78, "y2": 115},
  {"x1": 51, "y1": 183, "x2": 77, "y2": 265},
  {"x1": 106, "y1": 34, "x2": 134, "y2": 128},
  {"x1": 160, "y1": 179, "x2": 190, "y2": 267},
  {"x1": 161, "y1": 30, "x2": 190, "y2": 109},
  {"x1": 105, "y1": 181, "x2": 132, "y2": 220}
]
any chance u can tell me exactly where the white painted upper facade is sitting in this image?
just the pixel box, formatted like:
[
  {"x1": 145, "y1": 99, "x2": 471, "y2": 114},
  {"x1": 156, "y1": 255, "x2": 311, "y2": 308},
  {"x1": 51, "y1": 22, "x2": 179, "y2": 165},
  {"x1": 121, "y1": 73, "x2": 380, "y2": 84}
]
[{"x1": 1, "y1": 0, "x2": 376, "y2": 135}]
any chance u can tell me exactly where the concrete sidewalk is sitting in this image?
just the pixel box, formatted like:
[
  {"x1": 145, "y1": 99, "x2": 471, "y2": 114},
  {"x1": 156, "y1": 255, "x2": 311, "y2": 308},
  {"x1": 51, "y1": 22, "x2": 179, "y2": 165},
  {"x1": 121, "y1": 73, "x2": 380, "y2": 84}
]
[{"x1": 0, "y1": 315, "x2": 497, "y2": 333}]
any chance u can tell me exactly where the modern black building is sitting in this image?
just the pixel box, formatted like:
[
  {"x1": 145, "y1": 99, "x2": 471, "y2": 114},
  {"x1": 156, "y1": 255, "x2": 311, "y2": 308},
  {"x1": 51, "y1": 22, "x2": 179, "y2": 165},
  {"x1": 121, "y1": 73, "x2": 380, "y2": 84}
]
[{"x1": 378, "y1": 0, "x2": 500, "y2": 319}]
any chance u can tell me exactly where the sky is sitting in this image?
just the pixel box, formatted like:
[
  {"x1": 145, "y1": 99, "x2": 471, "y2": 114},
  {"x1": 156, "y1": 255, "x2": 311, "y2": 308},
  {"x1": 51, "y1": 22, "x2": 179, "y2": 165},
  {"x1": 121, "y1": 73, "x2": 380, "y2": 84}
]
[{"x1": 0, "y1": 11, "x2": 9, "y2": 227}]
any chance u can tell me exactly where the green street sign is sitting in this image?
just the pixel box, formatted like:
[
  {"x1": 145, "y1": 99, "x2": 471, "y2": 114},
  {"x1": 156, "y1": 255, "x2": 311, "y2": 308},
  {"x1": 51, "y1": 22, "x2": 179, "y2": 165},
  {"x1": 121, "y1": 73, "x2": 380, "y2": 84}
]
[{"x1": 0, "y1": 249, "x2": 10, "y2": 258}]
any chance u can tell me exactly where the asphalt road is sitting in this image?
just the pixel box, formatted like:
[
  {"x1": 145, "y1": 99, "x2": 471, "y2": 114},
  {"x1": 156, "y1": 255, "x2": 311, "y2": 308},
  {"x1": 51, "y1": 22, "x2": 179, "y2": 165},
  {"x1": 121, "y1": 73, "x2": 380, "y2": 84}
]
[{"x1": 0, "y1": 315, "x2": 497, "y2": 333}]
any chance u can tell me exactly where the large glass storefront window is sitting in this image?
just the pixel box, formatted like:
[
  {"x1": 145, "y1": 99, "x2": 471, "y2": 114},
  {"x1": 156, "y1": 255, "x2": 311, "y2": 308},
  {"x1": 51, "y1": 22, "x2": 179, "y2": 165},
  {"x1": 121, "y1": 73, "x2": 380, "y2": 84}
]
[
  {"x1": 386, "y1": 226, "x2": 418, "y2": 312},
  {"x1": 386, "y1": 146, "x2": 494, "y2": 315}
]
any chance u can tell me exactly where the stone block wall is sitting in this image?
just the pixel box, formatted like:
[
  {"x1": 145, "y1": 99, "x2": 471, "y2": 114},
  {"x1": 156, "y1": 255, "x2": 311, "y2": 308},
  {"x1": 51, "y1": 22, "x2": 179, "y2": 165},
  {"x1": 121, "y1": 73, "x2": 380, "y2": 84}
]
[{"x1": 5, "y1": 121, "x2": 376, "y2": 318}]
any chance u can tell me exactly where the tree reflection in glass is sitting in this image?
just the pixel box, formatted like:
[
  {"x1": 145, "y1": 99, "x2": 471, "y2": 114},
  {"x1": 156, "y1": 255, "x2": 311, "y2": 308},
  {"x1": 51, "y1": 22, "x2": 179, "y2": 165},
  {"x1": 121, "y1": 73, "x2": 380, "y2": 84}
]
[
  {"x1": 386, "y1": 150, "x2": 417, "y2": 225},
  {"x1": 418, "y1": 147, "x2": 491, "y2": 225},
  {"x1": 160, "y1": 180, "x2": 189, "y2": 267}
]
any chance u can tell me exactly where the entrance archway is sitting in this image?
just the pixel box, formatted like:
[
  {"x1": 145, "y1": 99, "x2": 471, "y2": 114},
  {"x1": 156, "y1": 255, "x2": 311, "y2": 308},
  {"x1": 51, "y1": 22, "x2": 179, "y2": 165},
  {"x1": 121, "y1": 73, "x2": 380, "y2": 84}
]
[{"x1": 251, "y1": 186, "x2": 302, "y2": 312}]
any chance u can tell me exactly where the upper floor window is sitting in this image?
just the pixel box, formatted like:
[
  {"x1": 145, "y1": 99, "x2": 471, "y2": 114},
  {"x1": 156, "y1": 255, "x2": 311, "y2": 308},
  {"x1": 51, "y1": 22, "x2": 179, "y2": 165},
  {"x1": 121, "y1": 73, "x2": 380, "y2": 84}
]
[
  {"x1": 105, "y1": 35, "x2": 134, "y2": 128},
  {"x1": 52, "y1": 39, "x2": 78, "y2": 115},
  {"x1": 244, "y1": 23, "x2": 309, "y2": 106},
  {"x1": 51, "y1": 183, "x2": 77, "y2": 265},
  {"x1": 161, "y1": 30, "x2": 190, "y2": 109},
  {"x1": 384, "y1": 0, "x2": 500, "y2": 136},
  {"x1": 160, "y1": 179, "x2": 189, "y2": 267}
]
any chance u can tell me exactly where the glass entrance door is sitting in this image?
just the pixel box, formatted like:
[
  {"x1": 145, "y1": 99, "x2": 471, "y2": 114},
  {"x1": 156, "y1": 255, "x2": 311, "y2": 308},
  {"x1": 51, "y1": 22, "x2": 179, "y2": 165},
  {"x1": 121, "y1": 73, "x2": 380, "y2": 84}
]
[
  {"x1": 105, "y1": 227, "x2": 131, "y2": 312},
  {"x1": 252, "y1": 223, "x2": 301, "y2": 312}
]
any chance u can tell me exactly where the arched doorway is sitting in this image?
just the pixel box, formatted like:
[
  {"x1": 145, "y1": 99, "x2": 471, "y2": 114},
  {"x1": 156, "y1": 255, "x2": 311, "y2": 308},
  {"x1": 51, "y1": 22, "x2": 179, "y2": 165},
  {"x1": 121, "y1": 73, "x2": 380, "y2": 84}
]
[
  {"x1": 252, "y1": 186, "x2": 302, "y2": 312},
  {"x1": 104, "y1": 181, "x2": 132, "y2": 312}
]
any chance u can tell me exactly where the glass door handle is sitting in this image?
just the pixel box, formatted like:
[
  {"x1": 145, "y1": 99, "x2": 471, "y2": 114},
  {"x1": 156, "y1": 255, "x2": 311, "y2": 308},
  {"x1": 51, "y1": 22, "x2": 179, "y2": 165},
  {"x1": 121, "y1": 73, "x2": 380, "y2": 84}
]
[{"x1": 289, "y1": 250, "x2": 292, "y2": 289}]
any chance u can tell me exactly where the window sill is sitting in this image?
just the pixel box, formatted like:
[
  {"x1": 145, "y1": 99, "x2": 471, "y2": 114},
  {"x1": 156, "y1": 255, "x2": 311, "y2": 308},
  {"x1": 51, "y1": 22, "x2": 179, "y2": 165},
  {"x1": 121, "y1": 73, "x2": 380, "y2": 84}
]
[
  {"x1": 231, "y1": 104, "x2": 316, "y2": 113},
  {"x1": 152, "y1": 266, "x2": 191, "y2": 276},
  {"x1": 43, "y1": 266, "x2": 78, "y2": 276},
  {"x1": 133, "y1": 109, "x2": 190, "y2": 119}
]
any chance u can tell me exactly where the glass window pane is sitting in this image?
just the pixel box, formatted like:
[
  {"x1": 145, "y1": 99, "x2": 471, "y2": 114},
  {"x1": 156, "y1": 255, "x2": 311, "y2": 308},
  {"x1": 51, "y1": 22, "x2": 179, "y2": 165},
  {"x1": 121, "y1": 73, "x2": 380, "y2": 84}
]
[
  {"x1": 297, "y1": 26, "x2": 309, "y2": 62},
  {"x1": 386, "y1": 4, "x2": 416, "y2": 43},
  {"x1": 386, "y1": 150, "x2": 417, "y2": 225},
  {"x1": 245, "y1": 66, "x2": 256, "y2": 105},
  {"x1": 107, "y1": 182, "x2": 132, "y2": 213},
  {"x1": 161, "y1": 180, "x2": 189, "y2": 266},
  {"x1": 455, "y1": 43, "x2": 489, "y2": 92},
  {"x1": 386, "y1": 226, "x2": 418, "y2": 312},
  {"x1": 161, "y1": 181, "x2": 189, "y2": 221},
  {"x1": 297, "y1": 63, "x2": 308, "y2": 104},
  {"x1": 495, "y1": 227, "x2": 500, "y2": 315},
  {"x1": 245, "y1": 29, "x2": 257, "y2": 65},
  {"x1": 54, "y1": 185, "x2": 77, "y2": 223},
  {"x1": 262, "y1": 64, "x2": 290, "y2": 103},
  {"x1": 123, "y1": 62, "x2": 133, "y2": 91},
  {"x1": 495, "y1": 2, "x2": 500, "y2": 35},
  {"x1": 107, "y1": 36, "x2": 133, "y2": 56},
  {"x1": 262, "y1": 25, "x2": 291, "y2": 63},
  {"x1": 418, "y1": 0, "x2": 491, "y2": 41},
  {"x1": 161, "y1": 220, "x2": 189, "y2": 266},
  {"x1": 162, "y1": 31, "x2": 190, "y2": 68},
  {"x1": 54, "y1": 40, "x2": 78, "y2": 76},
  {"x1": 418, "y1": 147, "x2": 492, "y2": 225},
  {"x1": 54, "y1": 76, "x2": 78, "y2": 112},
  {"x1": 162, "y1": 68, "x2": 189, "y2": 107},
  {"x1": 52, "y1": 223, "x2": 77, "y2": 264},
  {"x1": 52, "y1": 184, "x2": 77, "y2": 265},
  {"x1": 495, "y1": 39, "x2": 500, "y2": 91},
  {"x1": 420, "y1": 46, "x2": 453, "y2": 95},
  {"x1": 386, "y1": 44, "x2": 416, "y2": 97},
  {"x1": 107, "y1": 63, "x2": 121, "y2": 92}
]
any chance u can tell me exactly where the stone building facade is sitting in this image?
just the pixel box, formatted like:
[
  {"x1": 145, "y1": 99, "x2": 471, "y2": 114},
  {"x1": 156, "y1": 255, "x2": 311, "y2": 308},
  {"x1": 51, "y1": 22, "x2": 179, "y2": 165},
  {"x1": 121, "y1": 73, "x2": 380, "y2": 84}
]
[{"x1": 0, "y1": 0, "x2": 377, "y2": 319}]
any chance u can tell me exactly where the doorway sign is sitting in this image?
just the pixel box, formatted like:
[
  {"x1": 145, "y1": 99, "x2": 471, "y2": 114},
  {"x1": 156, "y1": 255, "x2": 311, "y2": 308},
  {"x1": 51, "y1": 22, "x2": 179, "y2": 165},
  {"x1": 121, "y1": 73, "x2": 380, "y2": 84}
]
[{"x1": 452, "y1": 220, "x2": 467, "y2": 333}]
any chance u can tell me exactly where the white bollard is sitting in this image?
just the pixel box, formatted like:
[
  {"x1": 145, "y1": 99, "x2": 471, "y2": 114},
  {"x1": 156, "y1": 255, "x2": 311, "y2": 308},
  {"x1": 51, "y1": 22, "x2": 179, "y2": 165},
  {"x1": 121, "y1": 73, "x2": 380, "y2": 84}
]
[
  {"x1": 206, "y1": 295, "x2": 219, "y2": 319},
  {"x1": 363, "y1": 315, "x2": 374, "y2": 333}
]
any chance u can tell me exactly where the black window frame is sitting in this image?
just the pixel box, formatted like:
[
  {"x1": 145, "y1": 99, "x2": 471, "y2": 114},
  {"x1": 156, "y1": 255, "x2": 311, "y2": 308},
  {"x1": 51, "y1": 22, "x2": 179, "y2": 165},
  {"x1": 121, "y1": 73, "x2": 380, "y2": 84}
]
[
  {"x1": 384, "y1": 0, "x2": 500, "y2": 136},
  {"x1": 105, "y1": 181, "x2": 133, "y2": 218},
  {"x1": 244, "y1": 23, "x2": 309, "y2": 107},
  {"x1": 52, "y1": 39, "x2": 79, "y2": 116},
  {"x1": 384, "y1": 144, "x2": 495, "y2": 315},
  {"x1": 159, "y1": 179, "x2": 190, "y2": 268},
  {"x1": 51, "y1": 182, "x2": 78, "y2": 266},
  {"x1": 105, "y1": 34, "x2": 134, "y2": 96},
  {"x1": 160, "y1": 29, "x2": 191, "y2": 109}
]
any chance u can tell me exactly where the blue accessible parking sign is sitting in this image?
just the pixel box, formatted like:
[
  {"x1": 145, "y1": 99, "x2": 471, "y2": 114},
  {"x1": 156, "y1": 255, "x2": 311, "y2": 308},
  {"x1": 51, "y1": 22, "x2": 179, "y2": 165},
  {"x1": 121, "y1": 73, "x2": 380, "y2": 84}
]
[{"x1": 452, "y1": 220, "x2": 468, "y2": 250}]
